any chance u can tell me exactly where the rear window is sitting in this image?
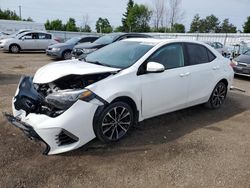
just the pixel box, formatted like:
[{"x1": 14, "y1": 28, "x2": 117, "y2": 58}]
[{"x1": 185, "y1": 43, "x2": 216, "y2": 65}]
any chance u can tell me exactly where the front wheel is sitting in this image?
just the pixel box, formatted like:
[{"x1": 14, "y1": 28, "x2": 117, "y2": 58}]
[
  {"x1": 94, "y1": 102, "x2": 134, "y2": 143},
  {"x1": 206, "y1": 82, "x2": 227, "y2": 109},
  {"x1": 9, "y1": 44, "x2": 20, "y2": 53},
  {"x1": 62, "y1": 50, "x2": 72, "y2": 60}
]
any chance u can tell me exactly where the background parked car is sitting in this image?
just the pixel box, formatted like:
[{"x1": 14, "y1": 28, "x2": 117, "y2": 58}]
[
  {"x1": 72, "y1": 32, "x2": 152, "y2": 58},
  {"x1": 232, "y1": 49, "x2": 250, "y2": 77},
  {"x1": 0, "y1": 29, "x2": 33, "y2": 40},
  {"x1": 0, "y1": 31, "x2": 10, "y2": 38},
  {"x1": 46, "y1": 35, "x2": 98, "y2": 60},
  {"x1": 205, "y1": 42, "x2": 229, "y2": 57},
  {"x1": 0, "y1": 31, "x2": 58, "y2": 53}
]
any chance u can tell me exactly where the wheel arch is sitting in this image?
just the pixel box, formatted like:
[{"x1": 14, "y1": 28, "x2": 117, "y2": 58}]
[
  {"x1": 218, "y1": 78, "x2": 228, "y2": 88},
  {"x1": 9, "y1": 43, "x2": 21, "y2": 51},
  {"x1": 62, "y1": 49, "x2": 72, "y2": 55},
  {"x1": 111, "y1": 96, "x2": 138, "y2": 114}
]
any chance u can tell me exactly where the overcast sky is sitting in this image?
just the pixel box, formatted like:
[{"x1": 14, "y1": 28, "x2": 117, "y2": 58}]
[{"x1": 0, "y1": 0, "x2": 249, "y2": 31}]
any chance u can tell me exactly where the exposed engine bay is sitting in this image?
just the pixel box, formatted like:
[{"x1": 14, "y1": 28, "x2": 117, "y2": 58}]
[{"x1": 14, "y1": 73, "x2": 111, "y2": 117}]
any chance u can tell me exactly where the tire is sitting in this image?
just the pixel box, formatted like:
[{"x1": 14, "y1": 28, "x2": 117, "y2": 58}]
[
  {"x1": 93, "y1": 102, "x2": 134, "y2": 143},
  {"x1": 62, "y1": 50, "x2": 72, "y2": 60},
  {"x1": 9, "y1": 44, "x2": 20, "y2": 53},
  {"x1": 206, "y1": 82, "x2": 227, "y2": 109}
]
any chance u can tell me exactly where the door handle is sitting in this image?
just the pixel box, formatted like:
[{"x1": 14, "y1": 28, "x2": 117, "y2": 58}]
[
  {"x1": 179, "y1": 72, "x2": 190, "y2": 77},
  {"x1": 213, "y1": 66, "x2": 219, "y2": 70}
]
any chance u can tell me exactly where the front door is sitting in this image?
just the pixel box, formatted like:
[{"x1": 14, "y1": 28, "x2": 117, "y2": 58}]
[
  {"x1": 139, "y1": 43, "x2": 190, "y2": 119},
  {"x1": 19, "y1": 33, "x2": 38, "y2": 50}
]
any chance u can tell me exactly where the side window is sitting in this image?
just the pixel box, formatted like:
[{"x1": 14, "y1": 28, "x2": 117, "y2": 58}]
[
  {"x1": 148, "y1": 43, "x2": 184, "y2": 69},
  {"x1": 90, "y1": 37, "x2": 98, "y2": 42},
  {"x1": 38, "y1": 33, "x2": 46, "y2": 39},
  {"x1": 31, "y1": 33, "x2": 39, "y2": 39},
  {"x1": 45, "y1": 34, "x2": 52, "y2": 39},
  {"x1": 185, "y1": 43, "x2": 210, "y2": 65},
  {"x1": 21, "y1": 33, "x2": 32, "y2": 40},
  {"x1": 207, "y1": 49, "x2": 216, "y2": 62},
  {"x1": 38, "y1": 33, "x2": 51, "y2": 39},
  {"x1": 80, "y1": 37, "x2": 95, "y2": 43},
  {"x1": 216, "y1": 42, "x2": 223, "y2": 48}
]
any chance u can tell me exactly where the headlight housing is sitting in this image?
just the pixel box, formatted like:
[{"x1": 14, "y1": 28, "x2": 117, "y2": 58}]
[
  {"x1": 51, "y1": 47, "x2": 60, "y2": 52},
  {"x1": 82, "y1": 48, "x2": 98, "y2": 54},
  {"x1": 45, "y1": 89, "x2": 103, "y2": 110}
]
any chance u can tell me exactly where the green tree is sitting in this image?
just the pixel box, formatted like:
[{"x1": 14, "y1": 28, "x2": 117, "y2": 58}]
[
  {"x1": 190, "y1": 14, "x2": 220, "y2": 33},
  {"x1": 95, "y1": 18, "x2": 113, "y2": 33},
  {"x1": 81, "y1": 25, "x2": 92, "y2": 32},
  {"x1": 172, "y1": 23, "x2": 185, "y2": 33},
  {"x1": 22, "y1": 17, "x2": 33, "y2": 22},
  {"x1": 219, "y1": 19, "x2": 237, "y2": 33},
  {"x1": 0, "y1": 8, "x2": 21, "y2": 20},
  {"x1": 189, "y1": 14, "x2": 200, "y2": 33},
  {"x1": 114, "y1": 26, "x2": 124, "y2": 32},
  {"x1": 127, "y1": 4, "x2": 152, "y2": 32},
  {"x1": 45, "y1": 19, "x2": 65, "y2": 30},
  {"x1": 121, "y1": 0, "x2": 134, "y2": 32},
  {"x1": 65, "y1": 18, "x2": 78, "y2": 31},
  {"x1": 243, "y1": 16, "x2": 250, "y2": 33},
  {"x1": 204, "y1": 14, "x2": 220, "y2": 33}
]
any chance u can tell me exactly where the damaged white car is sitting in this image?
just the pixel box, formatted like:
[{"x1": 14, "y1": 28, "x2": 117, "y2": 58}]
[{"x1": 5, "y1": 38, "x2": 234, "y2": 155}]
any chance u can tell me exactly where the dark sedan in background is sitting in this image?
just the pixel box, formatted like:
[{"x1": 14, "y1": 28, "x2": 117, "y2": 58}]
[
  {"x1": 71, "y1": 32, "x2": 152, "y2": 58},
  {"x1": 46, "y1": 36, "x2": 98, "y2": 60},
  {"x1": 232, "y1": 49, "x2": 250, "y2": 77}
]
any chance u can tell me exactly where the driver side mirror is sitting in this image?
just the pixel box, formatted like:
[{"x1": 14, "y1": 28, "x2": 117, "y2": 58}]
[{"x1": 146, "y1": 62, "x2": 165, "y2": 73}]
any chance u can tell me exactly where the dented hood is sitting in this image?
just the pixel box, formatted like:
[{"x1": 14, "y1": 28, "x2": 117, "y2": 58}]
[{"x1": 33, "y1": 59, "x2": 120, "y2": 84}]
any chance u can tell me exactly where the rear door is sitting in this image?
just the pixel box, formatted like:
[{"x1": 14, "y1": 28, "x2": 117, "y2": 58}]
[
  {"x1": 183, "y1": 43, "x2": 217, "y2": 106},
  {"x1": 37, "y1": 33, "x2": 52, "y2": 50}
]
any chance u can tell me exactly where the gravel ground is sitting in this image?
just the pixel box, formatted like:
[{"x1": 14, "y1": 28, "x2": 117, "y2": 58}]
[{"x1": 0, "y1": 51, "x2": 250, "y2": 188}]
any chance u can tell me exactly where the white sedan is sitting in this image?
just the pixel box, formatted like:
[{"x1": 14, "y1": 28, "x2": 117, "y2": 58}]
[{"x1": 5, "y1": 38, "x2": 234, "y2": 155}]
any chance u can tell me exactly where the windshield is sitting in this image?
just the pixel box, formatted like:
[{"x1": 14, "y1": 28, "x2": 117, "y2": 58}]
[
  {"x1": 94, "y1": 34, "x2": 120, "y2": 45},
  {"x1": 65, "y1": 37, "x2": 81, "y2": 44},
  {"x1": 244, "y1": 49, "x2": 250, "y2": 56},
  {"x1": 85, "y1": 41, "x2": 154, "y2": 69}
]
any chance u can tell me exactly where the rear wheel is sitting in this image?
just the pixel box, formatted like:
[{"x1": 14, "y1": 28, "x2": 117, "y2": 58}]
[
  {"x1": 9, "y1": 44, "x2": 20, "y2": 53},
  {"x1": 94, "y1": 102, "x2": 134, "y2": 143},
  {"x1": 62, "y1": 50, "x2": 72, "y2": 60},
  {"x1": 206, "y1": 82, "x2": 227, "y2": 109}
]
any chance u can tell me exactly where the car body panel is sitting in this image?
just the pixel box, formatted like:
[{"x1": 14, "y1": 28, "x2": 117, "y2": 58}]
[{"x1": 33, "y1": 59, "x2": 120, "y2": 84}]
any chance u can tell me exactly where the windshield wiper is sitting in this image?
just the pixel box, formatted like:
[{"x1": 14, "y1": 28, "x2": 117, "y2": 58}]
[
  {"x1": 87, "y1": 60, "x2": 105, "y2": 66},
  {"x1": 78, "y1": 55, "x2": 86, "y2": 61}
]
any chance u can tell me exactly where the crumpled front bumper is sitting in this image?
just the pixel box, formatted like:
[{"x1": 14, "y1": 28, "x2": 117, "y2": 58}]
[
  {"x1": 7, "y1": 99, "x2": 100, "y2": 155},
  {"x1": 4, "y1": 112, "x2": 50, "y2": 155},
  {"x1": 5, "y1": 76, "x2": 102, "y2": 155}
]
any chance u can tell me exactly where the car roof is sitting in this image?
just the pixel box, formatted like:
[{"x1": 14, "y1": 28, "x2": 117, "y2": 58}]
[
  {"x1": 123, "y1": 38, "x2": 210, "y2": 46},
  {"x1": 19, "y1": 31, "x2": 51, "y2": 36},
  {"x1": 79, "y1": 35, "x2": 99, "y2": 38}
]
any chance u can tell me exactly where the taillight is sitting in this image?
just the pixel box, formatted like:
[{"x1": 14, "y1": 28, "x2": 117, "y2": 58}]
[
  {"x1": 230, "y1": 62, "x2": 236, "y2": 68},
  {"x1": 54, "y1": 38, "x2": 61, "y2": 43},
  {"x1": 230, "y1": 60, "x2": 237, "y2": 68}
]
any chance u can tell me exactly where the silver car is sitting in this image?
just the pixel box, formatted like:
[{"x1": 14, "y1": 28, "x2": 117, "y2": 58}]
[
  {"x1": 0, "y1": 31, "x2": 58, "y2": 53},
  {"x1": 205, "y1": 42, "x2": 229, "y2": 57}
]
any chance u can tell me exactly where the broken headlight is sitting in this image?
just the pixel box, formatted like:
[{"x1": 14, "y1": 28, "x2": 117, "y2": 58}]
[{"x1": 45, "y1": 89, "x2": 102, "y2": 110}]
